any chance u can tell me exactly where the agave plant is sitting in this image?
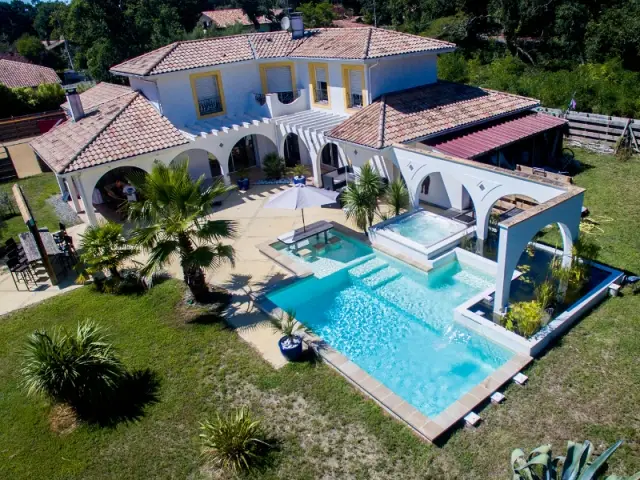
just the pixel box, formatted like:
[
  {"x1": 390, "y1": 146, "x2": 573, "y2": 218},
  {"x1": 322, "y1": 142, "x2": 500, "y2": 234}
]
[
  {"x1": 200, "y1": 407, "x2": 271, "y2": 473},
  {"x1": 511, "y1": 440, "x2": 640, "y2": 480},
  {"x1": 21, "y1": 321, "x2": 125, "y2": 409}
]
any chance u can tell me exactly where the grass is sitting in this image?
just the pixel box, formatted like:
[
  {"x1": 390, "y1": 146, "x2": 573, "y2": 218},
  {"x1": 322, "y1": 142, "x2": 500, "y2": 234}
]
[
  {"x1": 0, "y1": 148, "x2": 639, "y2": 478},
  {"x1": 0, "y1": 173, "x2": 63, "y2": 243}
]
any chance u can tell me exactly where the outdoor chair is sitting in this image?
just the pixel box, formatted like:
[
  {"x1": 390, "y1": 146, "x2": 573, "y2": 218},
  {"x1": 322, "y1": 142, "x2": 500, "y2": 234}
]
[
  {"x1": 6, "y1": 248, "x2": 37, "y2": 282},
  {"x1": 7, "y1": 257, "x2": 35, "y2": 291},
  {"x1": 4, "y1": 238, "x2": 23, "y2": 253}
]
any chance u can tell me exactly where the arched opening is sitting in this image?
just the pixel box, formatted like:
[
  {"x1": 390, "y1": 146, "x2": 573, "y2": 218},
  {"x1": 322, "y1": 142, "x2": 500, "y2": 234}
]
[
  {"x1": 417, "y1": 172, "x2": 473, "y2": 212},
  {"x1": 92, "y1": 166, "x2": 147, "y2": 221},
  {"x1": 228, "y1": 134, "x2": 278, "y2": 175},
  {"x1": 320, "y1": 142, "x2": 342, "y2": 170},
  {"x1": 282, "y1": 132, "x2": 310, "y2": 168},
  {"x1": 481, "y1": 194, "x2": 540, "y2": 260},
  {"x1": 170, "y1": 149, "x2": 221, "y2": 182}
]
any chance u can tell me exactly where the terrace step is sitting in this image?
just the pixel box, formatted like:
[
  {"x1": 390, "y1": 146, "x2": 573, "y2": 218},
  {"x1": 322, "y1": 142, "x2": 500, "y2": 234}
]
[
  {"x1": 360, "y1": 266, "x2": 401, "y2": 289},
  {"x1": 347, "y1": 258, "x2": 388, "y2": 278}
]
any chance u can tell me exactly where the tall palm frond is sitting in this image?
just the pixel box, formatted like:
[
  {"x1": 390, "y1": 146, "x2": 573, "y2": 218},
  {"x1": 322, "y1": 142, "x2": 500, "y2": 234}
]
[
  {"x1": 78, "y1": 222, "x2": 138, "y2": 280},
  {"x1": 385, "y1": 177, "x2": 410, "y2": 216},
  {"x1": 128, "y1": 160, "x2": 237, "y2": 301},
  {"x1": 342, "y1": 163, "x2": 386, "y2": 232}
]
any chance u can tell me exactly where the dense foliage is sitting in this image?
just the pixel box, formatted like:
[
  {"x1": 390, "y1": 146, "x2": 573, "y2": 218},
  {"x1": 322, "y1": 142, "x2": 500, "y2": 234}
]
[{"x1": 0, "y1": 83, "x2": 66, "y2": 118}]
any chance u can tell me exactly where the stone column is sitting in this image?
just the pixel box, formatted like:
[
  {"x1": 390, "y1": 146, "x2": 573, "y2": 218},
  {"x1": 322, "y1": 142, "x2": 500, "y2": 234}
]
[
  {"x1": 75, "y1": 176, "x2": 98, "y2": 226},
  {"x1": 67, "y1": 177, "x2": 82, "y2": 213}
]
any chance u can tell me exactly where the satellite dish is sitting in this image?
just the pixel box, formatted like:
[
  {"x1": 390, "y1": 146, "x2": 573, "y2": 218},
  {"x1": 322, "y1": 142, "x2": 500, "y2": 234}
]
[{"x1": 281, "y1": 16, "x2": 290, "y2": 30}]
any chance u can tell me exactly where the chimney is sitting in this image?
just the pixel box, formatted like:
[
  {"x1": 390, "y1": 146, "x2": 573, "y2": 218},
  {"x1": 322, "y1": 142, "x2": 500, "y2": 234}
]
[
  {"x1": 65, "y1": 88, "x2": 85, "y2": 122},
  {"x1": 291, "y1": 12, "x2": 304, "y2": 40}
]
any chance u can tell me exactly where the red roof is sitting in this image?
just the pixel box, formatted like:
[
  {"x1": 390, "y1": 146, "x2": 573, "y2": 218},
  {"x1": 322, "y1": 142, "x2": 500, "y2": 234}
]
[
  {"x1": 0, "y1": 59, "x2": 60, "y2": 88},
  {"x1": 427, "y1": 112, "x2": 566, "y2": 159}
]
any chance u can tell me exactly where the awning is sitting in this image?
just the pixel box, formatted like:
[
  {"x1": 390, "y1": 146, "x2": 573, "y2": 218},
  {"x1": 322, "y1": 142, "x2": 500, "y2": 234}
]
[{"x1": 428, "y1": 112, "x2": 567, "y2": 159}]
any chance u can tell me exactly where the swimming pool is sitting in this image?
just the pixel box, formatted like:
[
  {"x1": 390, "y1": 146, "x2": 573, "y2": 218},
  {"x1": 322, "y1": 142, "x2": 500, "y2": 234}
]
[
  {"x1": 266, "y1": 248, "x2": 514, "y2": 418},
  {"x1": 271, "y1": 231, "x2": 372, "y2": 277},
  {"x1": 385, "y1": 210, "x2": 466, "y2": 247}
]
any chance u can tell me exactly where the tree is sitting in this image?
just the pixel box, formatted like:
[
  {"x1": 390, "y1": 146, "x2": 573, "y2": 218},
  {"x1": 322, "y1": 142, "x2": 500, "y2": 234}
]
[
  {"x1": 34, "y1": 2, "x2": 68, "y2": 41},
  {"x1": 0, "y1": 1, "x2": 36, "y2": 44},
  {"x1": 385, "y1": 177, "x2": 410, "y2": 216},
  {"x1": 15, "y1": 34, "x2": 44, "y2": 63},
  {"x1": 342, "y1": 164, "x2": 386, "y2": 232},
  {"x1": 78, "y1": 222, "x2": 139, "y2": 281},
  {"x1": 128, "y1": 160, "x2": 237, "y2": 302},
  {"x1": 297, "y1": 2, "x2": 336, "y2": 28}
]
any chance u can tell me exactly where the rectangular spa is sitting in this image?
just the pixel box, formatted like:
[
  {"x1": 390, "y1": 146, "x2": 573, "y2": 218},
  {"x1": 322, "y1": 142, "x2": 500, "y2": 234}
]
[
  {"x1": 266, "y1": 244, "x2": 515, "y2": 420},
  {"x1": 368, "y1": 209, "x2": 473, "y2": 267}
]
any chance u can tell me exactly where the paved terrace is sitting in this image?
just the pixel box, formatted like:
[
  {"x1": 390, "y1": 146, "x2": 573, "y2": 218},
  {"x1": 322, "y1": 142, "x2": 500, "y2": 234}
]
[{"x1": 0, "y1": 184, "x2": 357, "y2": 368}]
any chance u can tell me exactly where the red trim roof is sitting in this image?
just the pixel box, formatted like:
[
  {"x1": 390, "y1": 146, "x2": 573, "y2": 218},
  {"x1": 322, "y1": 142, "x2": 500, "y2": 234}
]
[{"x1": 427, "y1": 112, "x2": 566, "y2": 159}]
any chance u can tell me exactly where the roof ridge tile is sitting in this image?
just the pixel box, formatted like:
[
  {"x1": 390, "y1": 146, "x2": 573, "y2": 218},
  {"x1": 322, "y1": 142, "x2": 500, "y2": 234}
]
[{"x1": 377, "y1": 96, "x2": 386, "y2": 149}]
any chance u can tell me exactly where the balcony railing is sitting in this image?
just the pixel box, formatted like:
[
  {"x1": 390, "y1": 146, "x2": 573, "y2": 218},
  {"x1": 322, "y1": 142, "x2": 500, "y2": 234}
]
[
  {"x1": 198, "y1": 96, "x2": 223, "y2": 116},
  {"x1": 349, "y1": 93, "x2": 363, "y2": 109},
  {"x1": 276, "y1": 90, "x2": 300, "y2": 105},
  {"x1": 313, "y1": 87, "x2": 329, "y2": 104}
]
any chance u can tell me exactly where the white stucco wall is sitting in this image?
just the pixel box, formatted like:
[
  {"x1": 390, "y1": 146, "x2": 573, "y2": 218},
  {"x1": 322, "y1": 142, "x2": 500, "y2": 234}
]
[
  {"x1": 369, "y1": 54, "x2": 438, "y2": 99},
  {"x1": 156, "y1": 61, "x2": 262, "y2": 127},
  {"x1": 129, "y1": 77, "x2": 162, "y2": 112}
]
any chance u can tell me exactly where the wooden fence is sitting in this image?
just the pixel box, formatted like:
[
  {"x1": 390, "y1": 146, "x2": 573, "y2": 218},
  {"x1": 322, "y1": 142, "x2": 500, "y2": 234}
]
[
  {"x1": 536, "y1": 107, "x2": 640, "y2": 152},
  {"x1": 0, "y1": 110, "x2": 66, "y2": 143}
]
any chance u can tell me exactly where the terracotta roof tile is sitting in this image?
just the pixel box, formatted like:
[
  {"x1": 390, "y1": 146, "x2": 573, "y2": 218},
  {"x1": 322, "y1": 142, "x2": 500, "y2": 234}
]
[
  {"x1": 202, "y1": 9, "x2": 281, "y2": 27},
  {"x1": 110, "y1": 43, "x2": 178, "y2": 76},
  {"x1": 150, "y1": 36, "x2": 254, "y2": 74},
  {"x1": 111, "y1": 28, "x2": 455, "y2": 76},
  {"x1": 61, "y1": 82, "x2": 132, "y2": 113},
  {"x1": 31, "y1": 89, "x2": 188, "y2": 173},
  {"x1": 327, "y1": 81, "x2": 540, "y2": 148},
  {"x1": 0, "y1": 59, "x2": 60, "y2": 88}
]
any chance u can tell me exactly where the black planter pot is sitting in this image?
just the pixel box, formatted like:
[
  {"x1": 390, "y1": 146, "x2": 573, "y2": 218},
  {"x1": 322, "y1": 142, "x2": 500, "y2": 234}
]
[{"x1": 278, "y1": 335, "x2": 303, "y2": 361}]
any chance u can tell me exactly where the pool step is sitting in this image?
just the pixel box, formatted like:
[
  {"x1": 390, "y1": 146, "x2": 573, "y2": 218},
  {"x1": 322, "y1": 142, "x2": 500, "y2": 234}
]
[
  {"x1": 348, "y1": 258, "x2": 388, "y2": 278},
  {"x1": 361, "y1": 266, "x2": 401, "y2": 289}
]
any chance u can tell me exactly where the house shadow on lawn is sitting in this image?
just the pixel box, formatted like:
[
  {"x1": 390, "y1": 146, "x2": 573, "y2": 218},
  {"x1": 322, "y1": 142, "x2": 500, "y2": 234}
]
[{"x1": 76, "y1": 368, "x2": 161, "y2": 428}]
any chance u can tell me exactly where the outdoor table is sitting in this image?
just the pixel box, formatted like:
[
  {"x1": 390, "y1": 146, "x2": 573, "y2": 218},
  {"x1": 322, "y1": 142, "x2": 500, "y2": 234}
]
[
  {"x1": 277, "y1": 220, "x2": 333, "y2": 247},
  {"x1": 18, "y1": 231, "x2": 61, "y2": 263}
]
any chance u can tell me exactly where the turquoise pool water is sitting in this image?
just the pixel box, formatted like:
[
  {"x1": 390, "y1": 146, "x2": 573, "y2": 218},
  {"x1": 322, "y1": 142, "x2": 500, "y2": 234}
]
[
  {"x1": 271, "y1": 231, "x2": 373, "y2": 277},
  {"x1": 386, "y1": 210, "x2": 466, "y2": 247},
  {"x1": 267, "y1": 249, "x2": 513, "y2": 418}
]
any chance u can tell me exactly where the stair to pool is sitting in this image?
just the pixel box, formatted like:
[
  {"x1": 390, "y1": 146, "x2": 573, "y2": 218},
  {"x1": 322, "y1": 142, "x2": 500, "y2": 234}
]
[
  {"x1": 348, "y1": 257, "x2": 388, "y2": 278},
  {"x1": 348, "y1": 258, "x2": 401, "y2": 289}
]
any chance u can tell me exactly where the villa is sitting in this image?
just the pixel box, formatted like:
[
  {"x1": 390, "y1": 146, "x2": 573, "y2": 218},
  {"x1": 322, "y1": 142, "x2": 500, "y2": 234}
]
[{"x1": 29, "y1": 20, "x2": 622, "y2": 441}]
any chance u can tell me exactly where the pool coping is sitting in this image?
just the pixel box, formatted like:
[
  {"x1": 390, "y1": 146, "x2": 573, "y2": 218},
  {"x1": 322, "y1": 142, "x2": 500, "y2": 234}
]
[{"x1": 255, "y1": 221, "x2": 533, "y2": 443}]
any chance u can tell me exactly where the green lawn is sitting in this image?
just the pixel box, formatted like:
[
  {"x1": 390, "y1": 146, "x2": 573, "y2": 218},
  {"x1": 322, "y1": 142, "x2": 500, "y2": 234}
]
[
  {"x1": 0, "y1": 173, "x2": 63, "y2": 243},
  {"x1": 0, "y1": 149, "x2": 639, "y2": 479}
]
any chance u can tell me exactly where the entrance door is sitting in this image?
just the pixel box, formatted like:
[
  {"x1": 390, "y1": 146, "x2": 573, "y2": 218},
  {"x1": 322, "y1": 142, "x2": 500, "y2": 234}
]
[
  {"x1": 229, "y1": 136, "x2": 257, "y2": 172},
  {"x1": 284, "y1": 134, "x2": 301, "y2": 168}
]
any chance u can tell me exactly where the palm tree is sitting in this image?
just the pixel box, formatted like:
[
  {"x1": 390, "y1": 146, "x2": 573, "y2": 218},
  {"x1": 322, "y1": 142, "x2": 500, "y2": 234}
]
[
  {"x1": 385, "y1": 177, "x2": 410, "y2": 216},
  {"x1": 342, "y1": 163, "x2": 386, "y2": 232},
  {"x1": 78, "y1": 222, "x2": 138, "y2": 282},
  {"x1": 127, "y1": 161, "x2": 237, "y2": 302}
]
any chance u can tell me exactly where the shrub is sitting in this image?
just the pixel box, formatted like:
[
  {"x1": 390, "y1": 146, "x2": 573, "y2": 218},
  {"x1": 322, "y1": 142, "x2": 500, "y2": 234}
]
[
  {"x1": 384, "y1": 177, "x2": 410, "y2": 216},
  {"x1": 262, "y1": 153, "x2": 285, "y2": 180},
  {"x1": 21, "y1": 321, "x2": 126, "y2": 410},
  {"x1": 287, "y1": 163, "x2": 310, "y2": 178},
  {"x1": 504, "y1": 300, "x2": 545, "y2": 338},
  {"x1": 200, "y1": 407, "x2": 271, "y2": 473},
  {"x1": 534, "y1": 280, "x2": 556, "y2": 311},
  {"x1": 511, "y1": 439, "x2": 639, "y2": 480}
]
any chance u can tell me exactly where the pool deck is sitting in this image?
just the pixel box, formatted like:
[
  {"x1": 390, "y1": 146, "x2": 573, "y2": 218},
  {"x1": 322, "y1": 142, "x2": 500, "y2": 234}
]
[{"x1": 254, "y1": 219, "x2": 533, "y2": 443}]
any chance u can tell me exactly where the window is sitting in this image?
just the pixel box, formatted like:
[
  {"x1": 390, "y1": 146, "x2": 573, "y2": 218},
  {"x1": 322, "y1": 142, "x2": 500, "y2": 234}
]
[
  {"x1": 342, "y1": 65, "x2": 366, "y2": 110},
  {"x1": 190, "y1": 71, "x2": 226, "y2": 119},
  {"x1": 260, "y1": 62, "x2": 296, "y2": 104},
  {"x1": 308, "y1": 62, "x2": 329, "y2": 106}
]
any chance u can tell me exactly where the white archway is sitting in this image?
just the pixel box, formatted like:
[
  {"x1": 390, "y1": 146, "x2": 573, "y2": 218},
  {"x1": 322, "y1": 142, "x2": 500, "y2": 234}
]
[
  {"x1": 170, "y1": 148, "x2": 223, "y2": 182},
  {"x1": 282, "y1": 132, "x2": 312, "y2": 168},
  {"x1": 227, "y1": 133, "x2": 278, "y2": 174}
]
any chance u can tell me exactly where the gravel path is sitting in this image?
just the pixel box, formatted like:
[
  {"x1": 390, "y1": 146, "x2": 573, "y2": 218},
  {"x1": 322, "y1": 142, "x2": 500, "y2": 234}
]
[{"x1": 46, "y1": 194, "x2": 82, "y2": 227}]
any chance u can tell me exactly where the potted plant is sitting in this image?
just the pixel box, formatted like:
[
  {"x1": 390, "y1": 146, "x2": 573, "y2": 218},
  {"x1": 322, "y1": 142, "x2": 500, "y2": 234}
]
[
  {"x1": 270, "y1": 309, "x2": 308, "y2": 361},
  {"x1": 287, "y1": 164, "x2": 309, "y2": 185},
  {"x1": 236, "y1": 168, "x2": 250, "y2": 190}
]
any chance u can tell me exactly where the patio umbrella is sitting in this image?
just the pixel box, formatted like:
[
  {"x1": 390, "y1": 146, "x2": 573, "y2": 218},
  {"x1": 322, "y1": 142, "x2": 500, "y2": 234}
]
[{"x1": 264, "y1": 184, "x2": 340, "y2": 231}]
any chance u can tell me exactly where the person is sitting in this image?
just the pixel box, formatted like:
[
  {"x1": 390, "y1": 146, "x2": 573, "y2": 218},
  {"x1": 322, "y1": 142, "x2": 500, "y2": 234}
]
[{"x1": 104, "y1": 180, "x2": 130, "y2": 202}]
